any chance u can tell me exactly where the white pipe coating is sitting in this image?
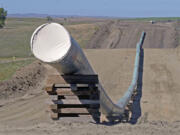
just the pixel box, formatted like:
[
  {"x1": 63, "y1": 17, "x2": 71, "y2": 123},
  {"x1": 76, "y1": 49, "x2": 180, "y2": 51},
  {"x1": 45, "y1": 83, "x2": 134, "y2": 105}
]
[
  {"x1": 30, "y1": 23, "x2": 145, "y2": 118},
  {"x1": 31, "y1": 23, "x2": 93, "y2": 74}
]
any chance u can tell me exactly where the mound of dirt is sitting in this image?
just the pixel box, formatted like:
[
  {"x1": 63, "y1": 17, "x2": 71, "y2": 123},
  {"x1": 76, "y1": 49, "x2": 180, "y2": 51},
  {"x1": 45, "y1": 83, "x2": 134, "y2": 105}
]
[
  {"x1": 0, "y1": 49, "x2": 180, "y2": 135},
  {"x1": 0, "y1": 61, "x2": 46, "y2": 99},
  {"x1": 87, "y1": 20, "x2": 178, "y2": 48}
]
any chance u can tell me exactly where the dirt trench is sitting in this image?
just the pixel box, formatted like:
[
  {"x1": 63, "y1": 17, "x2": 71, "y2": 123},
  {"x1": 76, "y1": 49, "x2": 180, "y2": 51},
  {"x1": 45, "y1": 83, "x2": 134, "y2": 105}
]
[
  {"x1": 0, "y1": 61, "x2": 46, "y2": 100},
  {"x1": 87, "y1": 20, "x2": 178, "y2": 48}
]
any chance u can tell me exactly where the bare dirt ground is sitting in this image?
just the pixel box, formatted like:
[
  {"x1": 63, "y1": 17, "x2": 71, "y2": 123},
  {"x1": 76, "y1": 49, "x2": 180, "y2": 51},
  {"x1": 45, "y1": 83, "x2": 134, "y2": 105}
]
[
  {"x1": 0, "y1": 61, "x2": 46, "y2": 102},
  {"x1": 87, "y1": 21, "x2": 178, "y2": 48},
  {"x1": 0, "y1": 20, "x2": 180, "y2": 134},
  {"x1": 0, "y1": 49, "x2": 180, "y2": 135}
]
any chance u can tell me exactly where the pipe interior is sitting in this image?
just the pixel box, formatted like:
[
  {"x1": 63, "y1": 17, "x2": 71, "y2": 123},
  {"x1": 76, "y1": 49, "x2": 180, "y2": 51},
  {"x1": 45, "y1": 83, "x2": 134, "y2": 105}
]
[{"x1": 31, "y1": 23, "x2": 71, "y2": 62}]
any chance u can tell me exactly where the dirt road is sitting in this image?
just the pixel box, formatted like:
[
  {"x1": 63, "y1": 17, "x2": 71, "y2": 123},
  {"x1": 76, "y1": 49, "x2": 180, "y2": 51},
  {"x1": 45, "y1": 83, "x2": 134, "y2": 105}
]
[
  {"x1": 87, "y1": 21, "x2": 178, "y2": 48},
  {"x1": 0, "y1": 49, "x2": 180, "y2": 134}
]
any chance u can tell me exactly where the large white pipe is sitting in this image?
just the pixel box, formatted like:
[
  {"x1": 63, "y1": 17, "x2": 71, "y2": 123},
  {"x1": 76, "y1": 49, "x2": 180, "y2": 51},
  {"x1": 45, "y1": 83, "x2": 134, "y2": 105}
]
[
  {"x1": 30, "y1": 23, "x2": 93, "y2": 74},
  {"x1": 30, "y1": 23, "x2": 144, "y2": 119}
]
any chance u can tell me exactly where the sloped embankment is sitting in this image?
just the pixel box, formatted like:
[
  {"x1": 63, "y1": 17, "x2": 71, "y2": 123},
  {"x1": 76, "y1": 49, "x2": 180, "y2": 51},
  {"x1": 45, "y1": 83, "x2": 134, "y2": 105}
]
[
  {"x1": 87, "y1": 20, "x2": 178, "y2": 48},
  {"x1": 0, "y1": 61, "x2": 46, "y2": 99}
]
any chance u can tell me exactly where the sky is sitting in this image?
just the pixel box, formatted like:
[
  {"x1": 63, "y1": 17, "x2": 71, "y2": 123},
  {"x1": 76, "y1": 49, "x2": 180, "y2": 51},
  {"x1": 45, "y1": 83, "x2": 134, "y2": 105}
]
[{"x1": 0, "y1": 0, "x2": 180, "y2": 17}]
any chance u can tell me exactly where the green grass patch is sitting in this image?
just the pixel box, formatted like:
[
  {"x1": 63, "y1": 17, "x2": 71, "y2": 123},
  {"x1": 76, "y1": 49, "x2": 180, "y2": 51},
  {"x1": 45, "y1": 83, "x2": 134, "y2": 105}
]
[
  {"x1": 129, "y1": 17, "x2": 180, "y2": 22},
  {"x1": 0, "y1": 18, "x2": 48, "y2": 57},
  {"x1": 0, "y1": 59, "x2": 34, "y2": 81},
  {"x1": 0, "y1": 18, "x2": 97, "y2": 81},
  {"x1": 0, "y1": 18, "x2": 97, "y2": 57}
]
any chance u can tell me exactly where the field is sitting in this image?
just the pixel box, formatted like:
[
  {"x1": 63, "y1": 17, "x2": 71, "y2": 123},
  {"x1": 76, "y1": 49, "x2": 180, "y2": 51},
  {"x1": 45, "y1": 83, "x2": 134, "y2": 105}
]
[
  {"x1": 130, "y1": 17, "x2": 180, "y2": 21},
  {"x1": 0, "y1": 18, "x2": 100, "y2": 81},
  {"x1": 0, "y1": 18, "x2": 180, "y2": 81},
  {"x1": 0, "y1": 18, "x2": 99, "y2": 58},
  {"x1": 0, "y1": 59, "x2": 34, "y2": 81},
  {"x1": 0, "y1": 17, "x2": 180, "y2": 135}
]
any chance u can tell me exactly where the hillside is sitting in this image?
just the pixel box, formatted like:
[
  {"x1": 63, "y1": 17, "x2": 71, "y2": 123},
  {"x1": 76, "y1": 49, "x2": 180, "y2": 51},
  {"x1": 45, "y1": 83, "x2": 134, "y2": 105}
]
[{"x1": 87, "y1": 20, "x2": 179, "y2": 48}]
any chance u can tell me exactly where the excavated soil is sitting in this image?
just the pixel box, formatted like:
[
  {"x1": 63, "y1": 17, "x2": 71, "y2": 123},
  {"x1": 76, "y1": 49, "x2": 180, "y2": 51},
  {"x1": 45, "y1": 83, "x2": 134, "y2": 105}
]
[
  {"x1": 0, "y1": 61, "x2": 46, "y2": 101},
  {"x1": 0, "y1": 49, "x2": 180, "y2": 135},
  {"x1": 87, "y1": 20, "x2": 178, "y2": 48},
  {"x1": 0, "y1": 21, "x2": 180, "y2": 135}
]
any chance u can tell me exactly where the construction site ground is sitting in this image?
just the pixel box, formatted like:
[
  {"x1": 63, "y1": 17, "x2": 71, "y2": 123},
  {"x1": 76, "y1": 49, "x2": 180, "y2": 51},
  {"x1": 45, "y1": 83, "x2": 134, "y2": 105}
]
[
  {"x1": 0, "y1": 20, "x2": 180, "y2": 135},
  {"x1": 0, "y1": 48, "x2": 180, "y2": 135}
]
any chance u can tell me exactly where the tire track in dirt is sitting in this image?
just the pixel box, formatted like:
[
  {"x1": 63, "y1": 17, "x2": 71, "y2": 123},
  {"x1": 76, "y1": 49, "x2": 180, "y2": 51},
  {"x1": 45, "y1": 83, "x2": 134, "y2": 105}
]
[
  {"x1": 87, "y1": 21, "x2": 178, "y2": 48},
  {"x1": 0, "y1": 49, "x2": 180, "y2": 134}
]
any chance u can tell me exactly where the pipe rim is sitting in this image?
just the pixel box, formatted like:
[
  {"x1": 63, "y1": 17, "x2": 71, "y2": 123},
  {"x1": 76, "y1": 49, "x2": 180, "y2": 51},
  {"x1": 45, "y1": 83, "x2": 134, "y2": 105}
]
[{"x1": 30, "y1": 23, "x2": 71, "y2": 63}]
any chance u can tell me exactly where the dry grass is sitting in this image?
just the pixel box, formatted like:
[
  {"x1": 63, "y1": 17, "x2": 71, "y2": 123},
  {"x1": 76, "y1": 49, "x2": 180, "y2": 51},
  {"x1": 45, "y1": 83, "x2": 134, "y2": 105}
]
[
  {"x1": 0, "y1": 18, "x2": 98, "y2": 81},
  {"x1": 0, "y1": 18, "x2": 98, "y2": 57},
  {"x1": 0, "y1": 59, "x2": 34, "y2": 81},
  {"x1": 66, "y1": 23, "x2": 97, "y2": 48}
]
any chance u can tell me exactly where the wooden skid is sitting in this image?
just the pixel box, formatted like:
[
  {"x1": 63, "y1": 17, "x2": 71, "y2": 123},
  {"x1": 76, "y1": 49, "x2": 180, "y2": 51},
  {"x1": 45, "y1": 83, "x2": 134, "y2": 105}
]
[
  {"x1": 45, "y1": 74, "x2": 100, "y2": 120},
  {"x1": 56, "y1": 89, "x2": 92, "y2": 96},
  {"x1": 48, "y1": 89, "x2": 98, "y2": 96},
  {"x1": 49, "y1": 104, "x2": 100, "y2": 110},
  {"x1": 52, "y1": 99, "x2": 99, "y2": 105},
  {"x1": 52, "y1": 108, "x2": 98, "y2": 114},
  {"x1": 46, "y1": 74, "x2": 98, "y2": 86},
  {"x1": 61, "y1": 75, "x2": 99, "y2": 84},
  {"x1": 46, "y1": 86, "x2": 98, "y2": 93},
  {"x1": 50, "y1": 111, "x2": 59, "y2": 120}
]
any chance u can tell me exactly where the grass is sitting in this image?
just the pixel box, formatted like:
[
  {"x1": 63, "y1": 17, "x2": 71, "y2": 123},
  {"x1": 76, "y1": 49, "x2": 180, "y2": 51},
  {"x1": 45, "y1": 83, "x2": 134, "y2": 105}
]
[
  {"x1": 130, "y1": 17, "x2": 180, "y2": 22},
  {"x1": 3, "y1": 17, "x2": 179, "y2": 58},
  {"x1": 0, "y1": 59, "x2": 34, "y2": 81},
  {"x1": 0, "y1": 18, "x2": 97, "y2": 57},
  {"x1": 66, "y1": 23, "x2": 97, "y2": 48},
  {"x1": 0, "y1": 18, "x2": 46, "y2": 57},
  {"x1": 0, "y1": 17, "x2": 98, "y2": 81},
  {"x1": 1, "y1": 17, "x2": 179, "y2": 81}
]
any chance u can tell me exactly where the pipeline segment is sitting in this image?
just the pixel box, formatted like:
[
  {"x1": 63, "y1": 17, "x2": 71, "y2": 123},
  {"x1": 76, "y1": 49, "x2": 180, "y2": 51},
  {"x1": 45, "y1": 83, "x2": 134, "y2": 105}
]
[
  {"x1": 117, "y1": 32, "x2": 146, "y2": 109},
  {"x1": 30, "y1": 23, "x2": 145, "y2": 117},
  {"x1": 99, "y1": 32, "x2": 146, "y2": 116}
]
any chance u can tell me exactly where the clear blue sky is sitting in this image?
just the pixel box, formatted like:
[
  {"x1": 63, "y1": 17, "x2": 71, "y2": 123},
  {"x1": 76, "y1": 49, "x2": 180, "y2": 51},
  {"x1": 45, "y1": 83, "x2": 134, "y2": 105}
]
[{"x1": 0, "y1": 0, "x2": 180, "y2": 17}]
